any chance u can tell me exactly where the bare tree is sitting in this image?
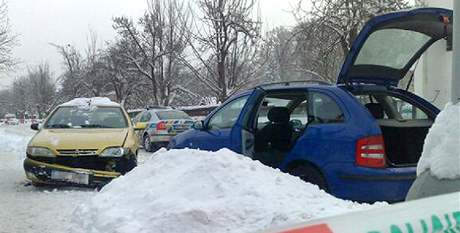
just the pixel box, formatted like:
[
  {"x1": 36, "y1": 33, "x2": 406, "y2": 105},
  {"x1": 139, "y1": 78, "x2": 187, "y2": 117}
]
[
  {"x1": 287, "y1": 0, "x2": 410, "y2": 81},
  {"x1": 113, "y1": 0, "x2": 191, "y2": 106},
  {"x1": 4, "y1": 63, "x2": 56, "y2": 118},
  {"x1": 51, "y1": 43, "x2": 85, "y2": 100},
  {"x1": 0, "y1": 0, "x2": 16, "y2": 73},
  {"x1": 261, "y1": 27, "x2": 302, "y2": 82},
  {"x1": 27, "y1": 63, "x2": 56, "y2": 116},
  {"x1": 294, "y1": 0, "x2": 409, "y2": 55},
  {"x1": 52, "y1": 32, "x2": 112, "y2": 100},
  {"x1": 82, "y1": 32, "x2": 110, "y2": 96},
  {"x1": 102, "y1": 40, "x2": 144, "y2": 106},
  {"x1": 10, "y1": 77, "x2": 28, "y2": 117},
  {"x1": 184, "y1": 0, "x2": 262, "y2": 102}
]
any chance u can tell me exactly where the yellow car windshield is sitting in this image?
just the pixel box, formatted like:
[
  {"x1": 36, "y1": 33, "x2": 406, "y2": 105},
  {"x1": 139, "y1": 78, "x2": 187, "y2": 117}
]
[{"x1": 45, "y1": 106, "x2": 128, "y2": 129}]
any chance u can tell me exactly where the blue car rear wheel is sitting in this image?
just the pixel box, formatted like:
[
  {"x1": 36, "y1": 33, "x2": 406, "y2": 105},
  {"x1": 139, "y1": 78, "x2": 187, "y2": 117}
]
[{"x1": 289, "y1": 164, "x2": 329, "y2": 192}]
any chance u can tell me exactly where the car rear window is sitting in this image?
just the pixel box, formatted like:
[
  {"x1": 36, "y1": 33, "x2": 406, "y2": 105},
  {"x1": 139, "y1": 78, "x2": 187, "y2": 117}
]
[
  {"x1": 156, "y1": 110, "x2": 191, "y2": 120},
  {"x1": 355, "y1": 29, "x2": 431, "y2": 69}
]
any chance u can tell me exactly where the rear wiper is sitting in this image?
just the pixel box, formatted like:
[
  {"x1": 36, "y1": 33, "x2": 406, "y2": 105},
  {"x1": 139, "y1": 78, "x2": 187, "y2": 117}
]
[{"x1": 47, "y1": 124, "x2": 71, "y2": 128}]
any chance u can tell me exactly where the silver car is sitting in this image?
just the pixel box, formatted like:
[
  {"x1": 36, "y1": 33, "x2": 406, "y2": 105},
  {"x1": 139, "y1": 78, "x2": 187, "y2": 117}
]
[{"x1": 133, "y1": 108, "x2": 193, "y2": 152}]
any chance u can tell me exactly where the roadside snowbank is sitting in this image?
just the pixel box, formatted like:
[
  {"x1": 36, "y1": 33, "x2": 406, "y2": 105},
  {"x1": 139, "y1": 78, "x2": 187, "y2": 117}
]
[
  {"x1": 74, "y1": 148, "x2": 380, "y2": 233},
  {"x1": 417, "y1": 102, "x2": 460, "y2": 179},
  {"x1": 0, "y1": 125, "x2": 35, "y2": 158}
]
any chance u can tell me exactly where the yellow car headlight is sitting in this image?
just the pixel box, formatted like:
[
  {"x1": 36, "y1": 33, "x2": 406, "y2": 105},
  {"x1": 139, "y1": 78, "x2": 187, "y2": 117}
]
[
  {"x1": 27, "y1": 147, "x2": 55, "y2": 157},
  {"x1": 100, "y1": 147, "x2": 130, "y2": 157}
]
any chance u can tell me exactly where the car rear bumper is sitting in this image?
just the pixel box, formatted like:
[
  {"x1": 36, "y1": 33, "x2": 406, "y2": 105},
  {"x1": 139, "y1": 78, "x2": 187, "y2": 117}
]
[
  {"x1": 23, "y1": 158, "x2": 120, "y2": 187},
  {"x1": 324, "y1": 162, "x2": 416, "y2": 202}
]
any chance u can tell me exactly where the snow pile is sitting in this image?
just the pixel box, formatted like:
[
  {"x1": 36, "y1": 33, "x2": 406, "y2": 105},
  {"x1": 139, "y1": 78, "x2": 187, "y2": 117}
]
[
  {"x1": 417, "y1": 102, "x2": 460, "y2": 179},
  {"x1": 0, "y1": 125, "x2": 35, "y2": 157},
  {"x1": 60, "y1": 97, "x2": 120, "y2": 109},
  {"x1": 73, "y1": 148, "x2": 378, "y2": 233}
]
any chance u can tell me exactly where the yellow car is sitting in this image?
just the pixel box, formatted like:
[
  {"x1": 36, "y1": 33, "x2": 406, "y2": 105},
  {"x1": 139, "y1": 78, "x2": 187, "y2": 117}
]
[{"x1": 24, "y1": 97, "x2": 140, "y2": 187}]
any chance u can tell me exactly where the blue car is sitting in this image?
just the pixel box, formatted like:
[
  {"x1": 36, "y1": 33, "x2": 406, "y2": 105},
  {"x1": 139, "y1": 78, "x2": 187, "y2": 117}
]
[{"x1": 169, "y1": 8, "x2": 451, "y2": 202}]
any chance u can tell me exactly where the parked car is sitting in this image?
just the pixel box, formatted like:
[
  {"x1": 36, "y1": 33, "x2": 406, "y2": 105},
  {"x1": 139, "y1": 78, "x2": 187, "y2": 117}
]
[
  {"x1": 23, "y1": 97, "x2": 139, "y2": 187},
  {"x1": 133, "y1": 108, "x2": 194, "y2": 152},
  {"x1": 169, "y1": 8, "x2": 452, "y2": 202},
  {"x1": 127, "y1": 108, "x2": 145, "y2": 122},
  {"x1": 178, "y1": 104, "x2": 219, "y2": 121},
  {"x1": 4, "y1": 113, "x2": 19, "y2": 125}
]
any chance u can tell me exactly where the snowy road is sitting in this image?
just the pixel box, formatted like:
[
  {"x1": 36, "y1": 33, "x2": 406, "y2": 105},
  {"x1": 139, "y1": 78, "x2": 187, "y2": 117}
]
[{"x1": 0, "y1": 125, "x2": 151, "y2": 233}]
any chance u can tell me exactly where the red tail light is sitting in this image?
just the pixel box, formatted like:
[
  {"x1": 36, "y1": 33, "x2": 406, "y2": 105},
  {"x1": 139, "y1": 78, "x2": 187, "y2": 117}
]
[
  {"x1": 156, "y1": 121, "x2": 167, "y2": 130},
  {"x1": 355, "y1": 135, "x2": 386, "y2": 168}
]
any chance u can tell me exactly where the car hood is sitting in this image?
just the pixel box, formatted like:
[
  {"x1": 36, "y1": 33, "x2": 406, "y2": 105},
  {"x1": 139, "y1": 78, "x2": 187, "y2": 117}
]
[
  {"x1": 29, "y1": 128, "x2": 129, "y2": 154},
  {"x1": 337, "y1": 8, "x2": 453, "y2": 86}
]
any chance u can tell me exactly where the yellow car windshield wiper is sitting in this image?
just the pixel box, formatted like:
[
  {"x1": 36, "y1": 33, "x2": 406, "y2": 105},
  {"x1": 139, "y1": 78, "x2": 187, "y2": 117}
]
[
  {"x1": 80, "y1": 124, "x2": 112, "y2": 128},
  {"x1": 47, "y1": 124, "x2": 71, "y2": 128}
]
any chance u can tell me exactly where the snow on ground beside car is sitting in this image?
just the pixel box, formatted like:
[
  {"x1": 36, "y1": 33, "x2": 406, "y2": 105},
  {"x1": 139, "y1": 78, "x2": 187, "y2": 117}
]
[
  {"x1": 0, "y1": 125, "x2": 35, "y2": 162},
  {"x1": 0, "y1": 125, "x2": 96, "y2": 233},
  {"x1": 73, "y1": 148, "x2": 383, "y2": 233},
  {"x1": 417, "y1": 102, "x2": 460, "y2": 179}
]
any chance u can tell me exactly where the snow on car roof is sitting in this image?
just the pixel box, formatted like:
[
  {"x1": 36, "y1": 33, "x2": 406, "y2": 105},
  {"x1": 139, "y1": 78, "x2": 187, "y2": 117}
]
[
  {"x1": 60, "y1": 97, "x2": 120, "y2": 109},
  {"x1": 127, "y1": 108, "x2": 145, "y2": 113},
  {"x1": 177, "y1": 104, "x2": 220, "y2": 110},
  {"x1": 150, "y1": 108, "x2": 182, "y2": 112}
]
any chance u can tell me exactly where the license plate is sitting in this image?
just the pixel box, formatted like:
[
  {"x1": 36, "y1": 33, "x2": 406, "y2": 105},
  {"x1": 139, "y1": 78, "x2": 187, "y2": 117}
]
[
  {"x1": 51, "y1": 170, "x2": 89, "y2": 185},
  {"x1": 173, "y1": 125, "x2": 188, "y2": 131}
]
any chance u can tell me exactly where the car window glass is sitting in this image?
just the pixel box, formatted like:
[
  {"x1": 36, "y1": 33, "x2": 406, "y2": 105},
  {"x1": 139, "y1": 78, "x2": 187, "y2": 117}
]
[
  {"x1": 356, "y1": 94, "x2": 428, "y2": 120},
  {"x1": 208, "y1": 95, "x2": 249, "y2": 130},
  {"x1": 256, "y1": 93, "x2": 308, "y2": 130},
  {"x1": 256, "y1": 97, "x2": 290, "y2": 128},
  {"x1": 291, "y1": 100, "x2": 308, "y2": 124},
  {"x1": 388, "y1": 96, "x2": 429, "y2": 120},
  {"x1": 133, "y1": 112, "x2": 143, "y2": 123},
  {"x1": 156, "y1": 110, "x2": 191, "y2": 120},
  {"x1": 45, "y1": 107, "x2": 128, "y2": 128},
  {"x1": 355, "y1": 29, "x2": 431, "y2": 69},
  {"x1": 140, "y1": 112, "x2": 151, "y2": 122},
  {"x1": 309, "y1": 92, "x2": 344, "y2": 124},
  {"x1": 355, "y1": 95, "x2": 390, "y2": 119}
]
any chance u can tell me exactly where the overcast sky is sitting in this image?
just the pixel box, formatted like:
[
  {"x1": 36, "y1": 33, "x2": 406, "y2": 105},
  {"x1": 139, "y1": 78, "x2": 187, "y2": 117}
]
[{"x1": 1, "y1": 0, "x2": 303, "y2": 89}]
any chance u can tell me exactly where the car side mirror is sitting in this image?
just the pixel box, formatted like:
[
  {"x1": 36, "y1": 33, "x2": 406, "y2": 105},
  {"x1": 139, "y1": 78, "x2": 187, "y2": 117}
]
[
  {"x1": 30, "y1": 123, "x2": 40, "y2": 131},
  {"x1": 192, "y1": 121, "x2": 206, "y2": 130},
  {"x1": 134, "y1": 122, "x2": 147, "y2": 131}
]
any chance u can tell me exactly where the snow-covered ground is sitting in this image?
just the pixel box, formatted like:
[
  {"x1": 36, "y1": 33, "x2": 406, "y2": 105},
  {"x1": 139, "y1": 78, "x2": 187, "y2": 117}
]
[
  {"x1": 0, "y1": 125, "x2": 92, "y2": 233},
  {"x1": 0, "y1": 125, "x2": 151, "y2": 233},
  {"x1": 0, "y1": 124, "x2": 381, "y2": 233}
]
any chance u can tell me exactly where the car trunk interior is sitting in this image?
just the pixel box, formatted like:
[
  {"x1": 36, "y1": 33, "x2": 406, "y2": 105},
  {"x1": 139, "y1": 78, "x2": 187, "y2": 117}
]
[
  {"x1": 379, "y1": 119, "x2": 432, "y2": 166},
  {"x1": 354, "y1": 92, "x2": 434, "y2": 167}
]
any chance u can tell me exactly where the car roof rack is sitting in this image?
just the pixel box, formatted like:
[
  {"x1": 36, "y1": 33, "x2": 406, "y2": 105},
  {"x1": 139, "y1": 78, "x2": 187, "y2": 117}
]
[{"x1": 255, "y1": 79, "x2": 332, "y2": 89}]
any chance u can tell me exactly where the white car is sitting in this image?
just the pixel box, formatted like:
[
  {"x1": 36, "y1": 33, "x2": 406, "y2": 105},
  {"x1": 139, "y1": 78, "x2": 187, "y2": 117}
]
[
  {"x1": 6, "y1": 118, "x2": 19, "y2": 125},
  {"x1": 133, "y1": 108, "x2": 194, "y2": 152}
]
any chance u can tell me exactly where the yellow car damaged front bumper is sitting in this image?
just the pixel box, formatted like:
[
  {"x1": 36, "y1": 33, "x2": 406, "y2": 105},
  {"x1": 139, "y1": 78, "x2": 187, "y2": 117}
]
[{"x1": 23, "y1": 158, "x2": 121, "y2": 187}]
